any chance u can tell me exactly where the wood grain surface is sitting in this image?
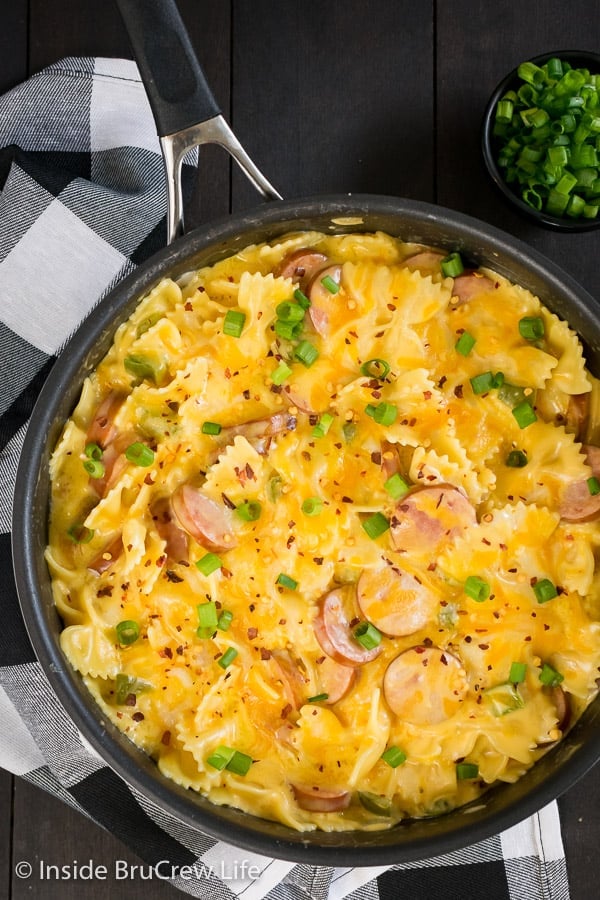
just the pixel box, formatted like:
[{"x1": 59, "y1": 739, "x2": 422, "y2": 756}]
[{"x1": 1, "y1": 1, "x2": 599, "y2": 897}]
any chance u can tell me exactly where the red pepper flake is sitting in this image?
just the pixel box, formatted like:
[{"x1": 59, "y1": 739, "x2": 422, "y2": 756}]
[
  {"x1": 281, "y1": 703, "x2": 292, "y2": 718},
  {"x1": 286, "y1": 535, "x2": 295, "y2": 548},
  {"x1": 440, "y1": 653, "x2": 448, "y2": 666},
  {"x1": 478, "y1": 643, "x2": 489, "y2": 650},
  {"x1": 125, "y1": 693, "x2": 136, "y2": 707},
  {"x1": 97, "y1": 586, "x2": 113, "y2": 597},
  {"x1": 245, "y1": 462, "x2": 255, "y2": 480},
  {"x1": 260, "y1": 648, "x2": 272, "y2": 660},
  {"x1": 423, "y1": 390, "x2": 432, "y2": 400},
  {"x1": 371, "y1": 451, "x2": 382, "y2": 465},
  {"x1": 464, "y1": 635, "x2": 472, "y2": 643},
  {"x1": 176, "y1": 645, "x2": 184, "y2": 655},
  {"x1": 159, "y1": 647, "x2": 173, "y2": 659},
  {"x1": 313, "y1": 557, "x2": 324, "y2": 566},
  {"x1": 132, "y1": 712, "x2": 145, "y2": 722},
  {"x1": 279, "y1": 618, "x2": 287, "y2": 625},
  {"x1": 165, "y1": 570, "x2": 183, "y2": 583},
  {"x1": 184, "y1": 301, "x2": 193, "y2": 311},
  {"x1": 221, "y1": 492, "x2": 236, "y2": 510},
  {"x1": 544, "y1": 623, "x2": 550, "y2": 631},
  {"x1": 248, "y1": 627, "x2": 258, "y2": 640},
  {"x1": 454, "y1": 384, "x2": 464, "y2": 398},
  {"x1": 224, "y1": 367, "x2": 232, "y2": 379}
]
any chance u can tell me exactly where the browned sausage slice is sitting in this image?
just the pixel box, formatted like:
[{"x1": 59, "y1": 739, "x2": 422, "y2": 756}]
[
  {"x1": 291, "y1": 784, "x2": 351, "y2": 812},
  {"x1": 88, "y1": 535, "x2": 123, "y2": 575},
  {"x1": 391, "y1": 485, "x2": 476, "y2": 554},
  {"x1": 314, "y1": 655, "x2": 356, "y2": 704},
  {"x1": 86, "y1": 392, "x2": 125, "y2": 448},
  {"x1": 400, "y1": 251, "x2": 446, "y2": 274},
  {"x1": 313, "y1": 587, "x2": 382, "y2": 667},
  {"x1": 274, "y1": 248, "x2": 329, "y2": 284},
  {"x1": 308, "y1": 264, "x2": 343, "y2": 337},
  {"x1": 171, "y1": 484, "x2": 237, "y2": 551},
  {"x1": 383, "y1": 646, "x2": 468, "y2": 724},
  {"x1": 357, "y1": 565, "x2": 437, "y2": 636},
  {"x1": 151, "y1": 497, "x2": 189, "y2": 563},
  {"x1": 560, "y1": 444, "x2": 600, "y2": 522},
  {"x1": 451, "y1": 271, "x2": 494, "y2": 305},
  {"x1": 565, "y1": 393, "x2": 590, "y2": 439},
  {"x1": 217, "y1": 412, "x2": 296, "y2": 454},
  {"x1": 89, "y1": 431, "x2": 136, "y2": 498}
]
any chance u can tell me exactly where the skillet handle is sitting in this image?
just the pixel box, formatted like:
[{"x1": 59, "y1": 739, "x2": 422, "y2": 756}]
[{"x1": 115, "y1": 0, "x2": 220, "y2": 136}]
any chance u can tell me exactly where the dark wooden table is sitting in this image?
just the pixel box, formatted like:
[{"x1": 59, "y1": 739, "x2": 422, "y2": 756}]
[{"x1": 1, "y1": 1, "x2": 599, "y2": 897}]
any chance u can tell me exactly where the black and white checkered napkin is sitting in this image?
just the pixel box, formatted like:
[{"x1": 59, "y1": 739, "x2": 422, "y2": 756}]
[{"x1": 0, "y1": 58, "x2": 571, "y2": 900}]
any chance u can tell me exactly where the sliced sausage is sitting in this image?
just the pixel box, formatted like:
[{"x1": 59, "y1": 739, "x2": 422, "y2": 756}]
[
  {"x1": 357, "y1": 565, "x2": 437, "y2": 637},
  {"x1": 451, "y1": 271, "x2": 494, "y2": 305},
  {"x1": 565, "y1": 393, "x2": 590, "y2": 440},
  {"x1": 391, "y1": 485, "x2": 476, "y2": 555},
  {"x1": 383, "y1": 646, "x2": 468, "y2": 724},
  {"x1": 88, "y1": 432, "x2": 134, "y2": 498},
  {"x1": 560, "y1": 444, "x2": 600, "y2": 522},
  {"x1": 274, "y1": 248, "x2": 329, "y2": 284},
  {"x1": 151, "y1": 497, "x2": 189, "y2": 563},
  {"x1": 313, "y1": 587, "x2": 382, "y2": 667},
  {"x1": 271, "y1": 651, "x2": 309, "y2": 709},
  {"x1": 550, "y1": 686, "x2": 570, "y2": 732},
  {"x1": 86, "y1": 392, "x2": 125, "y2": 448},
  {"x1": 400, "y1": 250, "x2": 445, "y2": 274},
  {"x1": 171, "y1": 484, "x2": 237, "y2": 551},
  {"x1": 308, "y1": 264, "x2": 343, "y2": 337},
  {"x1": 88, "y1": 535, "x2": 123, "y2": 575},
  {"x1": 314, "y1": 655, "x2": 356, "y2": 704},
  {"x1": 291, "y1": 784, "x2": 351, "y2": 812},
  {"x1": 217, "y1": 412, "x2": 296, "y2": 454}
]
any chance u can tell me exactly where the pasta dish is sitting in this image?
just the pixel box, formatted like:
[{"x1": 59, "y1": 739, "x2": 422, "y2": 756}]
[{"x1": 47, "y1": 230, "x2": 600, "y2": 831}]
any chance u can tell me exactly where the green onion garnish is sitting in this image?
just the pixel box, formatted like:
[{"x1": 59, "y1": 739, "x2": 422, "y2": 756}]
[
  {"x1": 83, "y1": 459, "x2": 105, "y2": 478},
  {"x1": 195, "y1": 553, "x2": 222, "y2": 576},
  {"x1": 456, "y1": 762, "x2": 479, "y2": 780},
  {"x1": 354, "y1": 621, "x2": 382, "y2": 650},
  {"x1": 441, "y1": 251, "x2": 464, "y2": 277},
  {"x1": 464, "y1": 575, "x2": 491, "y2": 602},
  {"x1": 342, "y1": 422, "x2": 357, "y2": 442},
  {"x1": 223, "y1": 309, "x2": 246, "y2": 337},
  {"x1": 293, "y1": 288, "x2": 311, "y2": 309},
  {"x1": 509, "y1": 661, "x2": 527, "y2": 683},
  {"x1": 66, "y1": 523, "x2": 95, "y2": 544},
  {"x1": 274, "y1": 318, "x2": 303, "y2": 341},
  {"x1": 276, "y1": 300, "x2": 305, "y2": 323},
  {"x1": 217, "y1": 610, "x2": 233, "y2": 631},
  {"x1": 235, "y1": 500, "x2": 262, "y2": 522},
  {"x1": 202, "y1": 421, "x2": 222, "y2": 435},
  {"x1": 307, "y1": 693, "x2": 329, "y2": 703},
  {"x1": 506, "y1": 449, "x2": 528, "y2": 468},
  {"x1": 380, "y1": 746, "x2": 407, "y2": 768},
  {"x1": 124, "y1": 354, "x2": 166, "y2": 384},
  {"x1": 455, "y1": 332, "x2": 476, "y2": 356},
  {"x1": 362, "y1": 512, "x2": 390, "y2": 539},
  {"x1": 197, "y1": 601, "x2": 218, "y2": 631},
  {"x1": 321, "y1": 274, "x2": 340, "y2": 294},
  {"x1": 587, "y1": 476, "x2": 600, "y2": 495},
  {"x1": 519, "y1": 316, "x2": 545, "y2": 341},
  {"x1": 276, "y1": 573, "x2": 298, "y2": 590},
  {"x1": 533, "y1": 578, "x2": 558, "y2": 603},
  {"x1": 116, "y1": 620, "x2": 140, "y2": 646},
  {"x1": 218, "y1": 647, "x2": 238, "y2": 669},
  {"x1": 358, "y1": 792, "x2": 393, "y2": 816},
  {"x1": 125, "y1": 442, "x2": 155, "y2": 467},
  {"x1": 512, "y1": 401, "x2": 537, "y2": 429},
  {"x1": 384, "y1": 472, "x2": 410, "y2": 500},
  {"x1": 365, "y1": 401, "x2": 398, "y2": 426},
  {"x1": 84, "y1": 442, "x2": 103, "y2": 460},
  {"x1": 539, "y1": 662, "x2": 564, "y2": 687},
  {"x1": 271, "y1": 361, "x2": 292, "y2": 385},
  {"x1": 360, "y1": 358, "x2": 391, "y2": 379},
  {"x1": 470, "y1": 371, "x2": 495, "y2": 395},
  {"x1": 295, "y1": 340, "x2": 319, "y2": 367},
  {"x1": 207, "y1": 745, "x2": 252, "y2": 775},
  {"x1": 312, "y1": 412, "x2": 335, "y2": 438},
  {"x1": 301, "y1": 497, "x2": 323, "y2": 516}
]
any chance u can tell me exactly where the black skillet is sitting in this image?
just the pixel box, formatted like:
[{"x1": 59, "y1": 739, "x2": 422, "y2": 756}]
[{"x1": 11, "y1": 0, "x2": 600, "y2": 866}]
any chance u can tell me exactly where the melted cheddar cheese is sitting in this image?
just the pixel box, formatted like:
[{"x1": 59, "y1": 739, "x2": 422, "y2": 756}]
[{"x1": 47, "y1": 231, "x2": 600, "y2": 831}]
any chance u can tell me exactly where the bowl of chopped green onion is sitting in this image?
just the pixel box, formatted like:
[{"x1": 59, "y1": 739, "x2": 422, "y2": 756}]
[{"x1": 482, "y1": 51, "x2": 600, "y2": 229}]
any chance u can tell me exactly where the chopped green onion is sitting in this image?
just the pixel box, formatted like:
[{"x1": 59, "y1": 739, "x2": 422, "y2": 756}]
[
  {"x1": 307, "y1": 693, "x2": 329, "y2": 703},
  {"x1": 518, "y1": 61, "x2": 545, "y2": 86},
  {"x1": 301, "y1": 496, "x2": 323, "y2": 516},
  {"x1": 276, "y1": 573, "x2": 298, "y2": 590},
  {"x1": 482, "y1": 682, "x2": 525, "y2": 716},
  {"x1": 207, "y1": 745, "x2": 252, "y2": 775},
  {"x1": 354, "y1": 621, "x2": 383, "y2": 650},
  {"x1": 455, "y1": 332, "x2": 476, "y2": 356},
  {"x1": 587, "y1": 476, "x2": 600, "y2": 495},
  {"x1": 84, "y1": 442, "x2": 103, "y2": 460},
  {"x1": 115, "y1": 674, "x2": 139, "y2": 704},
  {"x1": 470, "y1": 372, "x2": 495, "y2": 395},
  {"x1": 276, "y1": 300, "x2": 305, "y2": 323},
  {"x1": 512, "y1": 401, "x2": 537, "y2": 429},
  {"x1": 312, "y1": 412, "x2": 335, "y2": 438},
  {"x1": 365, "y1": 401, "x2": 398, "y2": 426},
  {"x1": 136, "y1": 312, "x2": 163, "y2": 337},
  {"x1": 358, "y1": 792, "x2": 393, "y2": 816},
  {"x1": 441, "y1": 251, "x2": 464, "y2": 277},
  {"x1": 202, "y1": 421, "x2": 222, "y2": 435},
  {"x1": 223, "y1": 309, "x2": 246, "y2": 337},
  {"x1": 267, "y1": 474, "x2": 283, "y2": 502},
  {"x1": 83, "y1": 459, "x2": 105, "y2": 478},
  {"x1": 380, "y1": 746, "x2": 407, "y2": 768},
  {"x1": 197, "y1": 601, "x2": 218, "y2": 630},
  {"x1": 456, "y1": 762, "x2": 479, "y2": 780},
  {"x1": 235, "y1": 500, "x2": 262, "y2": 522},
  {"x1": 116, "y1": 620, "x2": 140, "y2": 646},
  {"x1": 362, "y1": 512, "x2": 390, "y2": 539},
  {"x1": 492, "y1": 371, "x2": 505, "y2": 389},
  {"x1": 321, "y1": 274, "x2": 340, "y2": 294},
  {"x1": 195, "y1": 552, "x2": 222, "y2": 576},
  {"x1": 293, "y1": 288, "x2": 311, "y2": 309},
  {"x1": 125, "y1": 442, "x2": 155, "y2": 467},
  {"x1": 384, "y1": 472, "x2": 410, "y2": 500},
  {"x1": 519, "y1": 316, "x2": 545, "y2": 341},
  {"x1": 506, "y1": 449, "x2": 528, "y2": 468},
  {"x1": 124, "y1": 354, "x2": 166, "y2": 384},
  {"x1": 464, "y1": 575, "x2": 491, "y2": 602},
  {"x1": 218, "y1": 647, "x2": 238, "y2": 669},
  {"x1": 271, "y1": 361, "x2": 292, "y2": 385},
  {"x1": 539, "y1": 662, "x2": 564, "y2": 687},
  {"x1": 533, "y1": 578, "x2": 558, "y2": 603},
  {"x1": 274, "y1": 318, "x2": 302, "y2": 341},
  {"x1": 360, "y1": 358, "x2": 391, "y2": 379},
  {"x1": 295, "y1": 340, "x2": 319, "y2": 367},
  {"x1": 217, "y1": 610, "x2": 233, "y2": 631},
  {"x1": 496, "y1": 98, "x2": 514, "y2": 123},
  {"x1": 509, "y1": 661, "x2": 527, "y2": 683},
  {"x1": 498, "y1": 382, "x2": 532, "y2": 408},
  {"x1": 342, "y1": 422, "x2": 357, "y2": 442},
  {"x1": 66, "y1": 523, "x2": 95, "y2": 544}
]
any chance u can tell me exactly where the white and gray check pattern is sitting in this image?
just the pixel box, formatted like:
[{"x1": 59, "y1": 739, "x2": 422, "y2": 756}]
[{"x1": 0, "y1": 57, "x2": 570, "y2": 899}]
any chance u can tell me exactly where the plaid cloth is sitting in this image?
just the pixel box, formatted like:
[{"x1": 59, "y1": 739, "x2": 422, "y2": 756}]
[{"x1": 0, "y1": 57, "x2": 571, "y2": 899}]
